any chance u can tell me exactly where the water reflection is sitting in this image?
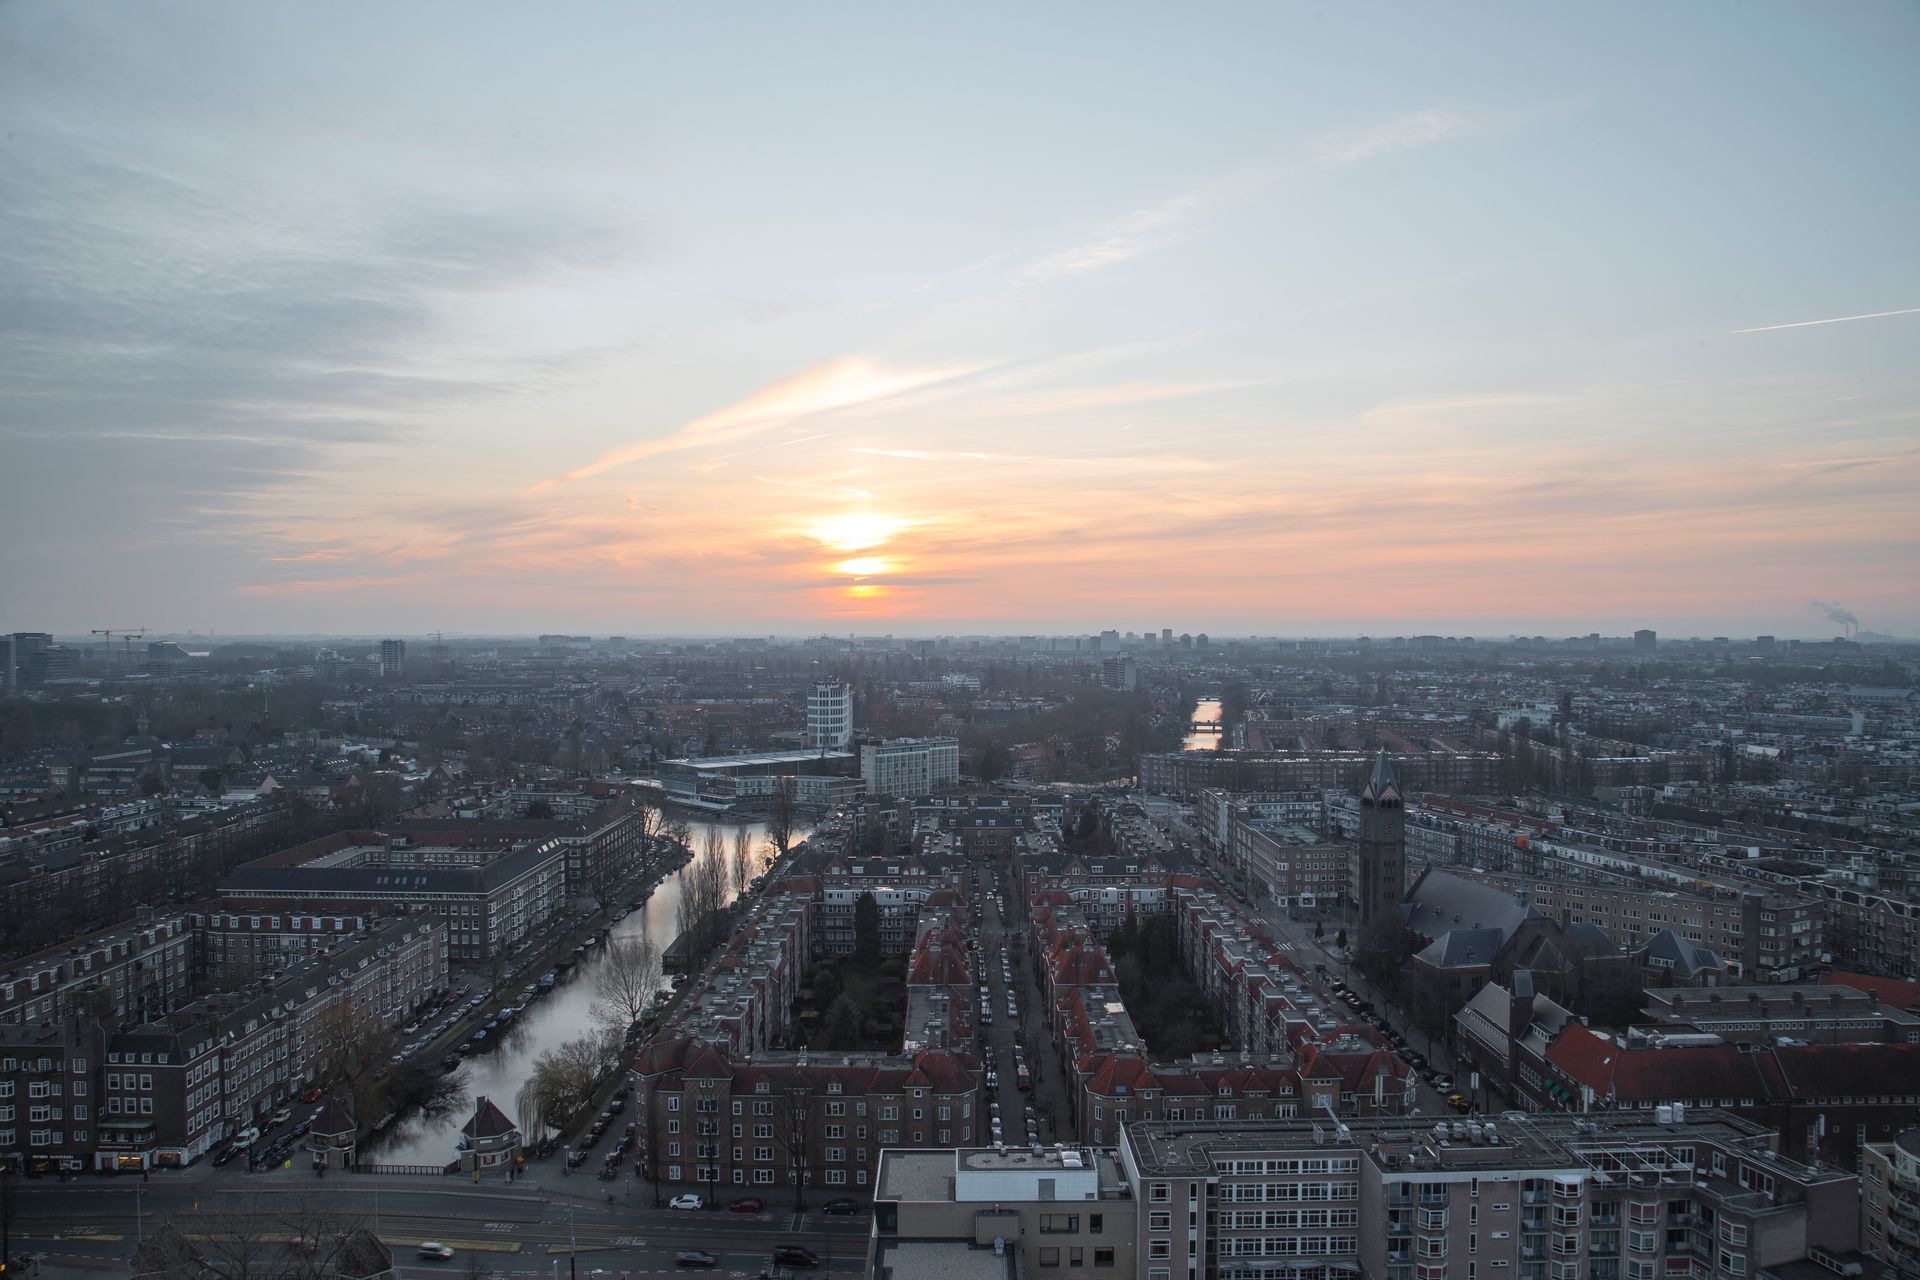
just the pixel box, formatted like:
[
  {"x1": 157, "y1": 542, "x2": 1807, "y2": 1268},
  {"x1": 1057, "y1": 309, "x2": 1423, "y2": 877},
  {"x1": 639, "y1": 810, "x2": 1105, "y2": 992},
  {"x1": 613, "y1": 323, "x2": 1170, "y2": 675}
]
[
  {"x1": 371, "y1": 815, "x2": 808, "y2": 1163},
  {"x1": 1183, "y1": 697, "x2": 1224, "y2": 751}
]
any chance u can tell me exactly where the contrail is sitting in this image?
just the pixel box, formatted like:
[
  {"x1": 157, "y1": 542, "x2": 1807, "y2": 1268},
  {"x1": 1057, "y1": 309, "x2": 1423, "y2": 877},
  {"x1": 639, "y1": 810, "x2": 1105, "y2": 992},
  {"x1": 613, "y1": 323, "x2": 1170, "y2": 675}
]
[{"x1": 1733, "y1": 306, "x2": 1920, "y2": 334}]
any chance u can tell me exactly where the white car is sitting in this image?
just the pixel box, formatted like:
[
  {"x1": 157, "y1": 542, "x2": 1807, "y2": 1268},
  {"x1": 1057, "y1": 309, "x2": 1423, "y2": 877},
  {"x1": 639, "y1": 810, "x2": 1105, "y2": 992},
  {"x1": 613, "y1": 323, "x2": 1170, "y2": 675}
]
[
  {"x1": 668, "y1": 1194, "x2": 704, "y2": 1211},
  {"x1": 417, "y1": 1243, "x2": 456, "y2": 1260}
]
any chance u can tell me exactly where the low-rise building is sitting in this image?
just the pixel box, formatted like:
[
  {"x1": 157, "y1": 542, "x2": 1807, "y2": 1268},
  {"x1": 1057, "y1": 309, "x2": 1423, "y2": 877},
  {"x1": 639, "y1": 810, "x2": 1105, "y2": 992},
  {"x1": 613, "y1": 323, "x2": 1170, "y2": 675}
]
[{"x1": 874, "y1": 1145, "x2": 1137, "y2": 1279}]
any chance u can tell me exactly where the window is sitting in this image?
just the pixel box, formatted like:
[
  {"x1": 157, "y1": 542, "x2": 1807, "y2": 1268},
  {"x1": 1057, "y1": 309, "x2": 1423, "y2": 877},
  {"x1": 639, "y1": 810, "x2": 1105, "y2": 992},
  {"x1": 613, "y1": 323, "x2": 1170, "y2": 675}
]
[
  {"x1": 1094, "y1": 1249, "x2": 1115, "y2": 1268},
  {"x1": 1038, "y1": 1248, "x2": 1059, "y2": 1268},
  {"x1": 1040, "y1": 1214, "x2": 1080, "y2": 1233}
]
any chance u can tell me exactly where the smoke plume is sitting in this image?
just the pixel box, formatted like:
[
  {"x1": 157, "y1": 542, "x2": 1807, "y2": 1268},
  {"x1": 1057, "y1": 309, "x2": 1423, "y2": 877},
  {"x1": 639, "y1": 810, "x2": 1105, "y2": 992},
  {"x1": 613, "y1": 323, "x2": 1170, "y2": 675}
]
[{"x1": 1808, "y1": 598, "x2": 1859, "y2": 627}]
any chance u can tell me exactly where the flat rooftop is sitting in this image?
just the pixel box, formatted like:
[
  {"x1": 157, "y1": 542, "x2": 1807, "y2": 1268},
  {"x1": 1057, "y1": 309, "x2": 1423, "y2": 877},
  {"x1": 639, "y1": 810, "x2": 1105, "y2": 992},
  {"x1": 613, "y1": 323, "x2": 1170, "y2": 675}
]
[{"x1": 873, "y1": 1240, "x2": 1009, "y2": 1280}]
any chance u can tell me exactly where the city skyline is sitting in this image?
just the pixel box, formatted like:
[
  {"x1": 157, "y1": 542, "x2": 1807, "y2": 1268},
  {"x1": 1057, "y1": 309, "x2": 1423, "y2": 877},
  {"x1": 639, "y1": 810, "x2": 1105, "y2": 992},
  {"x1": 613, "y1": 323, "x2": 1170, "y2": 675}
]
[{"x1": 4, "y1": 4, "x2": 1917, "y2": 638}]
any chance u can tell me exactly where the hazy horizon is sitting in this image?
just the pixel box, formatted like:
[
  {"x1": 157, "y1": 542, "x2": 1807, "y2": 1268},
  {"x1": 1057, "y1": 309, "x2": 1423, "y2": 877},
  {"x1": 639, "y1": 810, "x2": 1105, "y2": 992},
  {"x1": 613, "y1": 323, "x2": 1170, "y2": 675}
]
[{"x1": 4, "y1": 4, "x2": 1916, "y2": 639}]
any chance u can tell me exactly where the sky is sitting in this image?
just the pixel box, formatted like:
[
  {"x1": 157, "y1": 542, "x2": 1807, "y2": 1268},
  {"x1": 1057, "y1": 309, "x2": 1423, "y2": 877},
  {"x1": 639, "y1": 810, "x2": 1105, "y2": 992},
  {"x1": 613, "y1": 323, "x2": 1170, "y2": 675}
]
[{"x1": 2, "y1": 3, "x2": 1917, "y2": 640}]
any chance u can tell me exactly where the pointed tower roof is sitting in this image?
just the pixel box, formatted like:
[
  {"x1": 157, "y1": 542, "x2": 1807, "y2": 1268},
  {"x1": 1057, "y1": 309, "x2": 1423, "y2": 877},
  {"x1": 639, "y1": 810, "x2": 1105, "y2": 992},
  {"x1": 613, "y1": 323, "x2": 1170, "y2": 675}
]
[{"x1": 1361, "y1": 751, "x2": 1400, "y2": 806}]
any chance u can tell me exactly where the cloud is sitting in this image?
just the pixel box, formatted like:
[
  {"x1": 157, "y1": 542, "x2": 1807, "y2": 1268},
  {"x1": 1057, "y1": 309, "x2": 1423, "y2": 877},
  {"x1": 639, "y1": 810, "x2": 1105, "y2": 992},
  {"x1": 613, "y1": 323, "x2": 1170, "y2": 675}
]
[
  {"x1": 1014, "y1": 192, "x2": 1206, "y2": 286},
  {"x1": 531, "y1": 356, "x2": 983, "y2": 490},
  {"x1": 1317, "y1": 109, "x2": 1473, "y2": 165},
  {"x1": 1732, "y1": 306, "x2": 1920, "y2": 335}
]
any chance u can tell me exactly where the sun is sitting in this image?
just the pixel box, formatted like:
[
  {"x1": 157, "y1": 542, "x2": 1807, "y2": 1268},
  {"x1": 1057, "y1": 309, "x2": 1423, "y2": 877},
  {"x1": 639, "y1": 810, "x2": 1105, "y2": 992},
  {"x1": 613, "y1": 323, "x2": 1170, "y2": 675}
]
[
  {"x1": 833, "y1": 556, "x2": 894, "y2": 577},
  {"x1": 807, "y1": 512, "x2": 907, "y2": 552}
]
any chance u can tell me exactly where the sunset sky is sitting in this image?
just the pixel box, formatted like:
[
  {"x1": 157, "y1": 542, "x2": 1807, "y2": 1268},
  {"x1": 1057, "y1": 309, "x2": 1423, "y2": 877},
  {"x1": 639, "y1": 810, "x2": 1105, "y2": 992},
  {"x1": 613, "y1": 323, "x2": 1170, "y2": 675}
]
[{"x1": 3, "y1": 4, "x2": 1916, "y2": 638}]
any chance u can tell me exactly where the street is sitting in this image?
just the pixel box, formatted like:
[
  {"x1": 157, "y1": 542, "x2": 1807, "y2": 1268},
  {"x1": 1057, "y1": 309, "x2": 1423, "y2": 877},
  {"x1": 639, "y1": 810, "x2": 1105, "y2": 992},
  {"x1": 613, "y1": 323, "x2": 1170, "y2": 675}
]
[{"x1": 7, "y1": 1171, "x2": 870, "y2": 1278}]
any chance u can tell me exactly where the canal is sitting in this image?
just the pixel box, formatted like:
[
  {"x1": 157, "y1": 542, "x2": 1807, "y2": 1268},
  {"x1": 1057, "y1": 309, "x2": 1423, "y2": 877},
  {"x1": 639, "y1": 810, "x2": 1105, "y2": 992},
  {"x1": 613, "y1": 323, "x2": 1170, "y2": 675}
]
[
  {"x1": 1183, "y1": 696, "x2": 1224, "y2": 750},
  {"x1": 371, "y1": 814, "x2": 810, "y2": 1164}
]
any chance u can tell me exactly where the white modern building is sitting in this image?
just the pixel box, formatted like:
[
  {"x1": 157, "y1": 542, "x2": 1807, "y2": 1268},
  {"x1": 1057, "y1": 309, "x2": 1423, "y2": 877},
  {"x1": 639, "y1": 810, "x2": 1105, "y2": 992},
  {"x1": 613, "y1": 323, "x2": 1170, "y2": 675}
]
[
  {"x1": 807, "y1": 680, "x2": 854, "y2": 749},
  {"x1": 860, "y1": 737, "x2": 961, "y2": 797}
]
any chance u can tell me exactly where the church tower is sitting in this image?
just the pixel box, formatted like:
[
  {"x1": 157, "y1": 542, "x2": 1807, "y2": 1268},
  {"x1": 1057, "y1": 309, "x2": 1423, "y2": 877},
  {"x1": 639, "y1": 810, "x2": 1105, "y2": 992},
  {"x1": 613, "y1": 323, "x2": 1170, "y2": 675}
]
[{"x1": 1354, "y1": 751, "x2": 1405, "y2": 930}]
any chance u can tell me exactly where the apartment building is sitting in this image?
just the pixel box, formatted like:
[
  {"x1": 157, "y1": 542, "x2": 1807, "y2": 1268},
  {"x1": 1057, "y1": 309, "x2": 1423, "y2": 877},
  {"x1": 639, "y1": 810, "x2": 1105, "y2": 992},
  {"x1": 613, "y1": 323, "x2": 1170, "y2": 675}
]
[
  {"x1": 1471, "y1": 869, "x2": 1823, "y2": 984},
  {"x1": 1, "y1": 918, "x2": 447, "y2": 1172},
  {"x1": 221, "y1": 828, "x2": 568, "y2": 960},
  {"x1": 1859, "y1": 1128, "x2": 1920, "y2": 1277},
  {"x1": 632, "y1": 883, "x2": 983, "y2": 1191},
  {"x1": 1119, "y1": 1110, "x2": 1859, "y2": 1280},
  {"x1": 0, "y1": 915, "x2": 196, "y2": 1026},
  {"x1": 1030, "y1": 883, "x2": 1414, "y2": 1147},
  {"x1": 861, "y1": 737, "x2": 962, "y2": 797},
  {"x1": 807, "y1": 681, "x2": 855, "y2": 750}
]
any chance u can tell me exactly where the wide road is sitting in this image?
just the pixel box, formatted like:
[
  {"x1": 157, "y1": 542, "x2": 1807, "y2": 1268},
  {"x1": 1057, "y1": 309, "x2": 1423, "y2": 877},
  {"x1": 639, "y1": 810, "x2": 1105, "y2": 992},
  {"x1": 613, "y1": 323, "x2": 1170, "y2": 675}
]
[{"x1": 8, "y1": 1174, "x2": 869, "y2": 1279}]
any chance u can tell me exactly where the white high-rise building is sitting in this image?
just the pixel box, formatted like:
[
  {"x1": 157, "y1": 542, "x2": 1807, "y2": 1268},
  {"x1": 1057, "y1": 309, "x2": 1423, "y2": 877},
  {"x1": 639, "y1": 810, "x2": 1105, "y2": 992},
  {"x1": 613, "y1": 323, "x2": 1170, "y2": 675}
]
[
  {"x1": 806, "y1": 681, "x2": 854, "y2": 749},
  {"x1": 860, "y1": 737, "x2": 960, "y2": 797}
]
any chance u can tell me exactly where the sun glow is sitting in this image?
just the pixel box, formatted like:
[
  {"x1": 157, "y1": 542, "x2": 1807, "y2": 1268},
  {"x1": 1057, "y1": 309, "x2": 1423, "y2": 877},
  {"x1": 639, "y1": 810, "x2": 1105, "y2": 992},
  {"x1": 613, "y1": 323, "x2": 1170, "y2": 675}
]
[
  {"x1": 833, "y1": 556, "x2": 895, "y2": 577},
  {"x1": 808, "y1": 512, "x2": 907, "y2": 552}
]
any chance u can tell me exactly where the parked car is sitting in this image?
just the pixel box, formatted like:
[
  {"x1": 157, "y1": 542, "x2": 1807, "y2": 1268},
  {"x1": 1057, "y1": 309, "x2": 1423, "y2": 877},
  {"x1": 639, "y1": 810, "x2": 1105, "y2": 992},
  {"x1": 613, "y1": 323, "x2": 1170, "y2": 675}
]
[
  {"x1": 212, "y1": 1146, "x2": 239, "y2": 1167},
  {"x1": 417, "y1": 1243, "x2": 456, "y2": 1260},
  {"x1": 269, "y1": 1107, "x2": 291, "y2": 1125},
  {"x1": 821, "y1": 1198, "x2": 862, "y2": 1215},
  {"x1": 729, "y1": 1196, "x2": 764, "y2": 1213},
  {"x1": 674, "y1": 1252, "x2": 718, "y2": 1269},
  {"x1": 668, "y1": 1193, "x2": 704, "y2": 1211},
  {"x1": 302, "y1": 1086, "x2": 324, "y2": 1104}
]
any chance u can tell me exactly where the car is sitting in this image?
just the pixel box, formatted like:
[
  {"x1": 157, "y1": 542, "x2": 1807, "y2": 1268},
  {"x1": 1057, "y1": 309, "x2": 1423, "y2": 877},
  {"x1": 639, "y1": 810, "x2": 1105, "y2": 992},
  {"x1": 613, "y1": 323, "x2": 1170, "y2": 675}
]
[
  {"x1": 1430, "y1": 1074, "x2": 1454, "y2": 1091},
  {"x1": 234, "y1": 1126, "x2": 261, "y2": 1148},
  {"x1": 212, "y1": 1146, "x2": 240, "y2": 1167},
  {"x1": 1445, "y1": 1090, "x2": 1469, "y2": 1108},
  {"x1": 668, "y1": 1193, "x2": 704, "y2": 1211},
  {"x1": 771, "y1": 1246, "x2": 821, "y2": 1267},
  {"x1": 822, "y1": 1198, "x2": 862, "y2": 1215},
  {"x1": 674, "y1": 1252, "x2": 719, "y2": 1269},
  {"x1": 269, "y1": 1107, "x2": 291, "y2": 1125},
  {"x1": 729, "y1": 1196, "x2": 764, "y2": 1212},
  {"x1": 302, "y1": 1086, "x2": 324, "y2": 1104},
  {"x1": 417, "y1": 1243, "x2": 456, "y2": 1261}
]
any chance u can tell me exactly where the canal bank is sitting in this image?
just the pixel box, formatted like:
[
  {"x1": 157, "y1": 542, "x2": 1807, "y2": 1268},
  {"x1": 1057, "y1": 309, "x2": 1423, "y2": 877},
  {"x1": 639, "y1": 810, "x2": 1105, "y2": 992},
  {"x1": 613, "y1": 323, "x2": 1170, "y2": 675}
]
[{"x1": 368, "y1": 816, "x2": 808, "y2": 1165}]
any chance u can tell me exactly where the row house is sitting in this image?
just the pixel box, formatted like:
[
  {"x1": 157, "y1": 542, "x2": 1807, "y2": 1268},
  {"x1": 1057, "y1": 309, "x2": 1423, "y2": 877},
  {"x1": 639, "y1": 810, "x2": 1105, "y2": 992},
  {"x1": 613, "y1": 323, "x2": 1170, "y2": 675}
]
[
  {"x1": 2, "y1": 918, "x2": 446, "y2": 1173},
  {"x1": 1815, "y1": 879, "x2": 1920, "y2": 980},
  {"x1": 1029, "y1": 883, "x2": 1415, "y2": 1148},
  {"x1": 184, "y1": 910, "x2": 375, "y2": 989},
  {"x1": 634, "y1": 1039, "x2": 982, "y2": 1194},
  {"x1": 673, "y1": 886, "x2": 817, "y2": 1058},
  {"x1": 635, "y1": 881, "x2": 982, "y2": 1193},
  {"x1": 0, "y1": 915, "x2": 195, "y2": 1026}
]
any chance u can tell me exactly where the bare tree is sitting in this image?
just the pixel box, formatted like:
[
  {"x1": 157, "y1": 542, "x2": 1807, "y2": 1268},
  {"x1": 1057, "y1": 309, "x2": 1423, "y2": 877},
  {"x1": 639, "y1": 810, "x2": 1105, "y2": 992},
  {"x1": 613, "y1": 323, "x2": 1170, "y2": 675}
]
[
  {"x1": 270, "y1": 1190, "x2": 376, "y2": 1280},
  {"x1": 592, "y1": 934, "x2": 663, "y2": 1033},
  {"x1": 193, "y1": 1195, "x2": 281, "y2": 1280},
  {"x1": 306, "y1": 997, "x2": 394, "y2": 1129},
  {"x1": 764, "y1": 777, "x2": 797, "y2": 867},
  {"x1": 770, "y1": 1068, "x2": 820, "y2": 1212},
  {"x1": 729, "y1": 825, "x2": 754, "y2": 898},
  {"x1": 674, "y1": 833, "x2": 731, "y2": 962}
]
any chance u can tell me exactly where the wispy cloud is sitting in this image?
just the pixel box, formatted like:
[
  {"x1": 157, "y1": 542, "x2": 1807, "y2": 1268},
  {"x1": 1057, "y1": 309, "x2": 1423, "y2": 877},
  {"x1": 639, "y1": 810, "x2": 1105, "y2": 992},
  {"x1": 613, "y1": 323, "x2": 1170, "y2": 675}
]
[
  {"x1": 1318, "y1": 108, "x2": 1473, "y2": 165},
  {"x1": 531, "y1": 357, "x2": 983, "y2": 491},
  {"x1": 1014, "y1": 192, "x2": 1206, "y2": 287},
  {"x1": 1732, "y1": 306, "x2": 1920, "y2": 335}
]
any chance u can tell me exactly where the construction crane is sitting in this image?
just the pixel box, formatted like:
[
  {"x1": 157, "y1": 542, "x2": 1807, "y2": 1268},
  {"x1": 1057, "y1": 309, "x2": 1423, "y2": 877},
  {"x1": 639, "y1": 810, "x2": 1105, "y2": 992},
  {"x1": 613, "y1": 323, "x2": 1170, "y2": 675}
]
[{"x1": 90, "y1": 627, "x2": 146, "y2": 676}]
